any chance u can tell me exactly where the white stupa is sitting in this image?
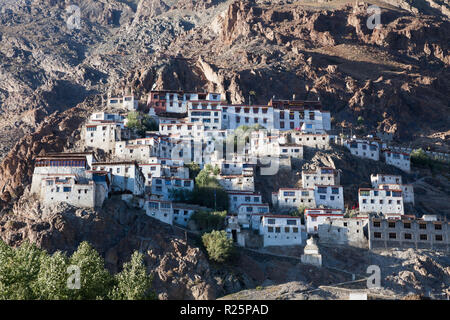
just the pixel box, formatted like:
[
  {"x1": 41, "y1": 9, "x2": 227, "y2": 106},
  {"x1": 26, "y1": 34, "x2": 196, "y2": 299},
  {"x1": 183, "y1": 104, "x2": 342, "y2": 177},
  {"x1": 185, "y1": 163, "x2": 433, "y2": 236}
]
[{"x1": 301, "y1": 237, "x2": 322, "y2": 267}]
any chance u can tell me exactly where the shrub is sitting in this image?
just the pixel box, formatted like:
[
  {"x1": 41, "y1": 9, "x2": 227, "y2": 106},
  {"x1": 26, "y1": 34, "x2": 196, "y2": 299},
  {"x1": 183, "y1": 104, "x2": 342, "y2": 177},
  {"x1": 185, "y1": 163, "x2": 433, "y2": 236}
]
[
  {"x1": 191, "y1": 210, "x2": 227, "y2": 233},
  {"x1": 202, "y1": 230, "x2": 234, "y2": 263},
  {"x1": 126, "y1": 112, "x2": 158, "y2": 137}
]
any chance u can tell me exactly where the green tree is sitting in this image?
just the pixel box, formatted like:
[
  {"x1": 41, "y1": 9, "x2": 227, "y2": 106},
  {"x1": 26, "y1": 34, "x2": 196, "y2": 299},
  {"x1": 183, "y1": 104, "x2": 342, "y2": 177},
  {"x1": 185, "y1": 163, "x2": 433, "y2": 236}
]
[
  {"x1": 109, "y1": 252, "x2": 156, "y2": 300},
  {"x1": 202, "y1": 230, "x2": 234, "y2": 263},
  {"x1": 34, "y1": 251, "x2": 72, "y2": 300},
  {"x1": 192, "y1": 210, "x2": 227, "y2": 233},
  {"x1": 6, "y1": 242, "x2": 44, "y2": 299},
  {"x1": 126, "y1": 112, "x2": 158, "y2": 137},
  {"x1": 357, "y1": 116, "x2": 364, "y2": 126},
  {"x1": 141, "y1": 114, "x2": 158, "y2": 132},
  {"x1": 69, "y1": 242, "x2": 113, "y2": 300},
  {"x1": 291, "y1": 205, "x2": 307, "y2": 224},
  {"x1": 126, "y1": 111, "x2": 141, "y2": 129},
  {"x1": 185, "y1": 162, "x2": 201, "y2": 179},
  {"x1": 195, "y1": 167, "x2": 219, "y2": 187},
  {"x1": 0, "y1": 240, "x2": 17, "y2": 299},
  {"x1": 411, "y1": 148, "x2": 429, "y2": 166}
]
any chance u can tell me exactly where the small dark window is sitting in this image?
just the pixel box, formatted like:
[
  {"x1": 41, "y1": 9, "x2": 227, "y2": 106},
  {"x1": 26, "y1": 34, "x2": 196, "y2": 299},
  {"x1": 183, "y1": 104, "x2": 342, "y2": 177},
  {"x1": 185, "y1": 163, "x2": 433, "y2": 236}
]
[
  {"x1": 403, "y1": 222, "x2": 411, "y2": 229},
  {"x1": 373, "y1": 221, "x2": 381, "y2": 228},
  {"x1": 435, "y1": 235, "x2": 443, "y2": 241},
  {"x1": 404, "y1": 233, "x2": 412, "y2": 240},
  {"x1": 374, "y1": 232, "x2": 382, "y2": 239},
  {"x1": 434, "y1": 224, "x2": 442, "y2": 230},
  {"x1": 419, "y1": 224, "x2": 427, "y2": 230},
  {"x1": 389, "y1": 233, "x2": 397, "y2": 239},
  {"x1": 388, "y1": 222, "x2": 396, "y2": 228},
  {"x1": 420, "y1": 234, "x2": 427, "y2": 241}
]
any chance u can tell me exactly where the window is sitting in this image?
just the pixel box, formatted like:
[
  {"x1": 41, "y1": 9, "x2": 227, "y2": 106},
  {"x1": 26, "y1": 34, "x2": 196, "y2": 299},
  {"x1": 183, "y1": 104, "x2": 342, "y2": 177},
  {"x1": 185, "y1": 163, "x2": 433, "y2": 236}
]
[
  {"x1": 267, "y1": 219, "x2": 275, "y2": 225},
  {"x1": 419, "y1": 223, "x2": 427, "y2": 230},
  {"x1": 388, "y1": 222, "x2": 396, "y2": 228},
  {"x1": 404, "y1": 233, "x2": 412, "y2": 240},
  {"x1": 275, "y1": 227, "x2": 281, "y2": 233},
  {"x1": 434, "y1": 224, "x2": 442, "y2": 230},
  {"x1": 373, "y1": 221, "x2": 381, "y2": 228},
  {"x1": 419, "y1": 234, "x2": 427, "y2": 241},
  {"x1": 374, "y1": 232, "x2": 382, "y2": 238},
  {"x1": 285, "y1": 227, "x2": 290, "y2": 233},
  {"x1": 287, "y1": 220, "x2": 297, "y2": 225},
  {"x1": 389, "y1": 233, "x2": 396, "y2": 239},
  {"x1": 403, "y1": 222, "x2": 411, "y2": 229},
  {"x1": 161, "y1": 203, "x2": 171, "y2": 209},
  {"x1": 360, "y1": 190, "x2": 370, "y2": 196},
  {"x1": 317, "y1": 187, "x2": 327, "y2": 194},
  {"x1": 435, "y1": 235, "x2": 443, "y2": 241},
  {"x1": 148, "y1": 202, "x2": 159, "y2": 209}
]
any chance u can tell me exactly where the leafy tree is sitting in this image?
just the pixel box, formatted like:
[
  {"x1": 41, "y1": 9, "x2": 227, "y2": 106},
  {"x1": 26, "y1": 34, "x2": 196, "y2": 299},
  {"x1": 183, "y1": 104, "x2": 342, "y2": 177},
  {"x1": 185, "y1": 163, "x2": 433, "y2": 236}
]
[
  {"x1": 126, "y1": 111, "x2": 141, "y2": 129},
  {"x1": 34, "y1": 251, "x2": 72, "y2": 300},
  {"x1": 185, "y1": 162, "x2": 201, "y2": 179},
  {"x1": 411, "y1": 148, "x2": 429, "y2": 166},
  {"x1": 0, "y1": 241, "x2": 158, "y2": 300},
  {"x1": 202, "y1": 230, "x2": 234, "y2": 263},
  {"x1": 192, "y1": 210, "x2": 227, "y2": 233},
  {"x1": 141, "y1": 114, "x2": 158, "y2": 132},
  {"x1": 69, "y1": 242, "x2": 113, "y2": 300},
  {"x1": 4, "y1": 242, "x2": 44, "y2": 299},
  {"x1": 249, "y1": 91, "x2": 256, "y2": 105},
  {"x1": 109, "y1": 252, "x2": 156, "y2": 300},
  {"x1": 291, "y1": 205, "x2": 307, "y2": 224},
  {"x1": 126, "y1": 112, "x2": 158, "y2": 137},
  {"x1": 0, "y1": 240, "x2": 16, "y2": 299},
  {"x1": 195, "y1": 166, "x2": 220, "y2": 187},
  {"x1": 357, "y1": 116, "x2": 364, "y2": 126}
]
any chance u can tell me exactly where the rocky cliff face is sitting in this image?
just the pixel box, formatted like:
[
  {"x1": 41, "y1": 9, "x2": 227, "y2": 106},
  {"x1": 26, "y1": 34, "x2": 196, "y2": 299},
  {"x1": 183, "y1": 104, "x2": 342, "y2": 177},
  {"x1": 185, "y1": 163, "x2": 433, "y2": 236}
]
[
  {"x1": 0, "y1": 0, "x2": 448, "y2": 300},
  {"x1": 0, "y1": 0, "x2": 448, "y2": 163}
]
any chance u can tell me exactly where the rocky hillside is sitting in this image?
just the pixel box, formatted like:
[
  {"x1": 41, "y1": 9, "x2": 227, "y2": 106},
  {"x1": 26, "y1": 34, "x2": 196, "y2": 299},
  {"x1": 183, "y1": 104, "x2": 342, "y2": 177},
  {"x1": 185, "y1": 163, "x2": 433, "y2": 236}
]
[
  {"x1": 219, "y1": 245, "x2": 450, "y2": 300},
  {"x1": 0, "y1": 0, "x2": 448, "y2": 300},
  {"x1": 0, "y1": 0, "x2": 449, "y2": 162}
]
